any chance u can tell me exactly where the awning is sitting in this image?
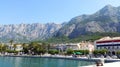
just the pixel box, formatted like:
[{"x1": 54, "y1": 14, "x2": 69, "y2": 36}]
[{"x1": 73, "y1": 52, "x2": 82, "y2": 55}]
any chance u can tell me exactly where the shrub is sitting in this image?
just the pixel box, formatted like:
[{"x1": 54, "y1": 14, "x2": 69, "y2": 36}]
[
  {"x1": 66, "y1": 49, "x2": 74, "y2": 55},
  {"x1": 48, "y1": 50, "x2": 59, "y2": 55}
]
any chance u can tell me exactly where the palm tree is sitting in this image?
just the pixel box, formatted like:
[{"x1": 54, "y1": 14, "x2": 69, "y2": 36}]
[
  {"x1": 2, "y1": 45, "x2": 8, "y2": 53},
  {"x1": 9, "y1": 40, "x2": 14, "y2": 50},
  {"x1": 0, "y1": 43, "x2": 3, "y2": 52},
  {"x1": 47, "y1": 44, "x2": 50, "y2": 51},
  {"x1": 22, "y1": 43, "x2": 29, "y2": 54},
  {"x1": 9, "y1": 40, "x2": 13, "y2": 46},
  {"x1": 13, "y1": 44, "x2": 17, "y2": 51},
  {"x1": 0, "y1": 43, "x2": 8, "y2": 54}
]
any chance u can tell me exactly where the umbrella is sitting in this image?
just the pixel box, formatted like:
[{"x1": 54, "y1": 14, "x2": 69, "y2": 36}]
[
  {"x1": 73, "y1": 52, "x2": 82, "y2": 55},
  {"x1": 75, "y1": 52, "x2": 82, "y2": 55}
]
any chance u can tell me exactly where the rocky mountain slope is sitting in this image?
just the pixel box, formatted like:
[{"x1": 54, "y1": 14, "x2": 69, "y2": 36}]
[
  {"x1": 56, "y1": 5, "x2": 120, "y2": 38},
  {"x1": 0, "y1": 23, "x2": 62, "y2": 42},
  {"x1": 1, "y1": 5, "x2": 120, "y2": 42}
]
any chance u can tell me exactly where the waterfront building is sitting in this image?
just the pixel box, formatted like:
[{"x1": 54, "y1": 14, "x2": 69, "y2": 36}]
[
  {"x1": 80, "y1": 41, "x2": 94, "y2": 53},
  {"x1": 15, "y1": 44, "x2": 23, "y2": 51},
  {"x1": 66, "y1": 43, "x2": 80, "y2": 50},
  {"x1": 8, "y1": 43, "x2": 23, "y2": 51},
  {"x1": 94, "y1": 36, "x2": 120, "y2": 54},
  {"x1": 55, "y1": 43, "x2": 81, "y2": 51},
  {"x1": 49, "y1": 44, "x2": 58, "y2": 50},
  {"x1": 56, "y1": 44, "x2": 66, "y2": 51},
  {"x1": 56, "y1": 42, "x2": 94, "y2": 52}
]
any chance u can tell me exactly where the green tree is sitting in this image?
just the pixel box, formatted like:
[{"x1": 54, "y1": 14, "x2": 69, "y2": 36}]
[
  {"x1": 0, "y1": 43, "x2": 8, "y2": 52},
  {"x1": 47, "y1": 44, "x2": 50, "y2": 52},
  {"x1": 66, "y1": 49, "x2": 74, "y2": 55},
  {"x1": 9, "y1": 40, "x2": 14, "y2": 51},
  {"x1": 9, "y1": 40, "x2": 13, "y2": 45},
  {"x1": 13, "y1": 44, "x2": 17, "y2": 51},
  {"x1": 48, "y1": 49, "x2": 59, "y2": 55},
  {"x1": 116, "y1": 51, "x2": 120, "y2": 55},
  {"x1": 93, "y1": 49, "x2": 108, "y2": 55},
  {"x1": 28, "y1": 41, "x2": 47, "y2": 55},
  {"x1": 2, "y1": 45, "x2": 8, "y2": 52},
  {"x1": 93, "y1": 50, "x2": 100, "y2": 55},
  {"x1": 0, "y1": 43, "x2": 3, "y2": 52},
  {"x1": 99, "y1": 49, "x2": 108, "y2": 55}
]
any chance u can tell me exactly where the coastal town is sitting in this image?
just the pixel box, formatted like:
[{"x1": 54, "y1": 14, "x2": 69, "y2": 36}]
[
  {"x1": 1, "y1": 0, "x2": 120, "y2": 67},
  {"x1": 0, "y1": 36, "x2": 120, "y2": 66},
  {"x1": 0, "y1": 36, "x2": 120, "y2": 57}
]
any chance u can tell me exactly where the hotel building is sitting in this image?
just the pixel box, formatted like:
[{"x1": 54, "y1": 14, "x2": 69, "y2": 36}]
[
  {"x1": 95, "y1": 37, "x2": 120, "y2": 54},
  {"x1": 56, "y1": 42, "x2": 94, "y2": 52}
]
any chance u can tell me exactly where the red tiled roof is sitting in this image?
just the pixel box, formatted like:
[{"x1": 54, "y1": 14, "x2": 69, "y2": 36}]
[{"x1": 96, "y1": 40, "x2": 120, "y2": 43}]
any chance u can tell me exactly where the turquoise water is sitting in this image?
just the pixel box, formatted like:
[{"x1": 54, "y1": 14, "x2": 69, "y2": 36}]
[{"x1": 0, "y1": 57, "x2": 94, "y2": 67}]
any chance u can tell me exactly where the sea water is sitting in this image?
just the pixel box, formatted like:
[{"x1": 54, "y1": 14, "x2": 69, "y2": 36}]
[{"x1": 0, "y1": 56, "x2": 94, "y2": 67}]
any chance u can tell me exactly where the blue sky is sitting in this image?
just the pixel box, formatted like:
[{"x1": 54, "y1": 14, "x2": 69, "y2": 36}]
[{"x1": 0, "y1": 0, "x2": 120, "y2": 24}]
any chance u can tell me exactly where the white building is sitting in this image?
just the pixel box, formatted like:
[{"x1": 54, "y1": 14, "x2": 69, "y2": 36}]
[
  {"x1": 8, "y1": 44, "x2": 23, "y2": 51},
  {"x1": 79, "y1": 41, "x2": 94, "y2": 53},
  {"x1": 94, "y1": 36, "x2": 120, "y2": 54},
  {"x1": 56, "y1": 42, "x2": 94, "y2": 52},
  {"x1": 66, "y1": 43, "x2": 80, "y2": 50},
  {"x1": 15, "y1": 44, "x2": 23, "y2": 51}
]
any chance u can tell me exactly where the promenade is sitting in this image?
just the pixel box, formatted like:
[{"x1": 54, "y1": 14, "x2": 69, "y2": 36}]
[{"x1": 83, "y1": 62, "x2": 120, "y2": 67}]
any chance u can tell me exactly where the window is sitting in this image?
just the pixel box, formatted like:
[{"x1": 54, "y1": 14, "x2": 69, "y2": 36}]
[
  {"x1": 117, "y1": 46, "x2": 119, "y2": 49},
  {"x1": 112, "y1": 46, "x2": 114, "y2": 49},
  {"x1": 105, "y1": 47, "x2": 108, "y2": 49},
  {"x1": 97, "y1": 47, "x2": 100, "y2": 49},
  {"x1": 108, "y1": 46, "x2": 110, "y2": 49}
]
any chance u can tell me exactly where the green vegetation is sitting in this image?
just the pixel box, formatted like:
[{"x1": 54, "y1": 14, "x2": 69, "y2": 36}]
[
  {"x1": 45, "y1": 32, "x2": 120, "y2": 43},
  {"x1": 6, "y1": 50, "x2": 18, "y2": 53},
  {"x1": 93, "y1": 49, "x2": 108, "y2": 55},
  {"x1": 116, "y1": 51, "x2": 120, "y2": 55},
  {"x1": 22, "y1": 41, "x2": 48, "y2": 55},
  {"x1": 0, "y1": 32, "x2": 120, "y2": 56},
  {"x1": 1, "y1": 32, "x2": 120, "y2": 43},
  {"x1": 0, "y1": 44, "x2": 8, "y2": 52},
  {"x1": 48, "y1": 50, "x2": 59, "y2": 55},
  {"x1": 45, "y1": 36, "x2": 69, "y2": 43},
  {"x1": 66, "y1": 49, "x2": 74, "y2": 55}
]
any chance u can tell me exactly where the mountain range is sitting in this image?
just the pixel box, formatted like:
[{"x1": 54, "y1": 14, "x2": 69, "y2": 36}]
[
  {"x1": 56, "y1": 5, "x2": 120, "y2": 38},
  {"x1": 0, "y1": 23, "x2": 62, "y2": 42},
  {"x1": 1, "y1": 5, "x2": 120, "y2": 42}
]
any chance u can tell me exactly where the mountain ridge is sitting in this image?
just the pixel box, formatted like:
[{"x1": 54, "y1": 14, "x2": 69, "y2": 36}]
[
  {"x1": 0, "y1": 23, "x2": 62, "y2": 42},
  {"x1": 1, "y1": 5, "x2": 120, "y2": 42},
  {"x1": 55, "y1": 5, "x2": 120, "y2": 38}
]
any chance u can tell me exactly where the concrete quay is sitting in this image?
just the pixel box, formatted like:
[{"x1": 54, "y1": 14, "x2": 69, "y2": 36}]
[
  {"x1": 83, "y1": 61, "x2": 120, "y2": 67},
  {"x1": 3, "y1": 55, "x2": 120, "y2": 62}
]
